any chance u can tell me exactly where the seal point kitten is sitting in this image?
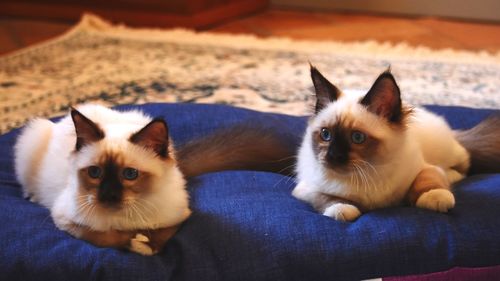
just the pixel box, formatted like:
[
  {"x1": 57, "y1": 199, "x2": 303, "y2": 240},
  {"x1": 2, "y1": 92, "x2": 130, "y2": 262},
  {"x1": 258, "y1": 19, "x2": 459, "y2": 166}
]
[
  {"x1": 15, "y1": 104, "x2": 190, "y2": 255},
  {"x1": 293, "y1": 65, "x2": 500, "y2": 221}
]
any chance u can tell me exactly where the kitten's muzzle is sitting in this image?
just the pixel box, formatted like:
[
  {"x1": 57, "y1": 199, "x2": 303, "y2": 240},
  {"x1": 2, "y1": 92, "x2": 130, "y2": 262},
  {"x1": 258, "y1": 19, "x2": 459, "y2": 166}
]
[
  {"x1": 97, "y1": 182, "x2": 124, "y2": 208},
  {"x1": 326, "y1": 143, "x2": 350, "y2": 168}
]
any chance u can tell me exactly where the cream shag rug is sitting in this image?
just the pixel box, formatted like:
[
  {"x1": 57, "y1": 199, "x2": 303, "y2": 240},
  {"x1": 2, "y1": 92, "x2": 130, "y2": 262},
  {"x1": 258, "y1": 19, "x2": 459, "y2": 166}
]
[{"x1": 1, "y1": 14, "x2": 499, "y2": 133}]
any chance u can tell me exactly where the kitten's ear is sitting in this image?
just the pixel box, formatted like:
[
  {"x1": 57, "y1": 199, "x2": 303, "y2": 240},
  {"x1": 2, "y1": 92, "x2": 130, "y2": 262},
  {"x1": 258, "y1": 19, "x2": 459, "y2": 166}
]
[
  {"x1": 360, "y1": 70, "x2": 403, "y2": 123},
  {"x1": 71, "y1": 108, "x2": 105, "y2": 151},
  {"x1": 129, "y1": 118, "x2": 169, "y2": 158},
  {"x1": 310, "y1": 65, "x2": 342, "y2": 114}
]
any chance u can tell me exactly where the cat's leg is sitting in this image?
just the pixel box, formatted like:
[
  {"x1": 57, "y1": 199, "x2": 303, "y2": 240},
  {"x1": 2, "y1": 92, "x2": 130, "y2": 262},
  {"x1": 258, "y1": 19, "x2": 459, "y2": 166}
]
[
  {"x1": 407, "y1": 165, "x2": 455, "y2": 213},
  {"x1": 70, "y1": 224, "x2": 137, "y2": 249},
  {"x1": 52, "y1": 212, "x2": 137, "y2": 249},
  {"x1": 292, "y1": 180, "x2": 318, "y2": 203},
  {"x1": 53, "y1": 211, "x2": 176, "y2": 256},
  {"x1": 51, "y1": 192, "x2": 182, "y2": 255},
  {"x1": 322, "y1": 201, "x2": 362, "y2": 222},
  {"x1": 129, "y1": 227, "x2": 179, "y2": 255},
  {"x1": 129, "y1": 234, "x2": 154, "y2": 255},
  {"x1": 52, "y1": 208, "x2": 133, "y2": 248},
  {"x1": 292, "y1": 181, "x2": 336, "y2": 212},
  {"x1": 446, "y1": 169, "x2": 466, "y2": 184},
  {"x1": 132, "y1": 208, "x2": 190, "y2": 255},
  {"x1": 131, "y1": 225, "x2": 180, "y2": 255},
  {"x1": 292, "y1": 181, "x2": 361, "y2": 221},
  {"x1": 51, "y1": 198, "x2": 138, "y2": 250},
  {"x1": 446, "y1": 140, "x2": 470, "y2": 184}
]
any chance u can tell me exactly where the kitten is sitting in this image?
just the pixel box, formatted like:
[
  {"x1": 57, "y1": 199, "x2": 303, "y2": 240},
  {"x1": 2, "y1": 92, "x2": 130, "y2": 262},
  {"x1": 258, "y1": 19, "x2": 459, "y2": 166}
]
[
  {"x1": 15, "y1": 104, "x2": 190, "y2": 255},
  {"x1": 14, "y1": 104, "x2": 296, "y2": 255},
  {"x1": 292, "y1": 65, "x2": 500, "y2": 221}
]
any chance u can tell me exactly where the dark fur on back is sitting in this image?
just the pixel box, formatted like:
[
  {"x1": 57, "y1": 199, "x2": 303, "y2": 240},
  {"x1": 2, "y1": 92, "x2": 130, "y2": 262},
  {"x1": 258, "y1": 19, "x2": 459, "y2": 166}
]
[
  {"x1": 176, "y1": 124, "x2": 300, "y2": 178},
  {"x1": 456, "y1": 114, "x2": 500, "y2": 174}
]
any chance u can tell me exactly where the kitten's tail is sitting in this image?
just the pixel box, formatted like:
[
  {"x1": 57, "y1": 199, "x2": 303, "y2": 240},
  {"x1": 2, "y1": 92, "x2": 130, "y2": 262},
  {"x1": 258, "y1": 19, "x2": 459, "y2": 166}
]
[
  {"x1": 175, "y1": 124, "x2": 299, "y2": 178},
  {"x1": 455, "y1": 114, "x2": 500, "y2": 175}
]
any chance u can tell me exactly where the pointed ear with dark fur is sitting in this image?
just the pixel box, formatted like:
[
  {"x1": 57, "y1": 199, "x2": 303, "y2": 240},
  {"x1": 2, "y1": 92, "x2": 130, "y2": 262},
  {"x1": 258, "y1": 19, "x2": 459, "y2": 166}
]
[
  {"x1": 310, "y1": 65, "x2": 342, "y2": 114},
  {"x1": 129, "y1": 118, "x2": 169, "y2": 158},
  {"x1": 71, "y1": 108, "x2": 105, "y2": 151},
  {"x1": 360, "y1": 70, "x2": 403, "y2": 123}
]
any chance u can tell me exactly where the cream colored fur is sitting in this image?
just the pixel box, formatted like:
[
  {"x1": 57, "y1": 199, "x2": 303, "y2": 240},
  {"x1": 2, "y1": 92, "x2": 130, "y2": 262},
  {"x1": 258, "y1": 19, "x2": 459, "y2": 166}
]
[
  {"x1": 293, "y1": 91, "x2": 470, "y2": 221},
  {"x1": 14, "y1": 104, "x2": 190, "y2": 252}
]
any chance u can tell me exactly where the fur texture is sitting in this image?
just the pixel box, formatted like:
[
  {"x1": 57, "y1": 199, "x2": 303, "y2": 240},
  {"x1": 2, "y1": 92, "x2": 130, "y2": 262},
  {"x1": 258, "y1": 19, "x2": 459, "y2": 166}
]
[
  {"x1": 176, "y1": 124, "x2": 298, "y2": 178},
  {"x1": 455, "y1": 114, "x2": 500, "y2": 175},
  {"x1": 292, "y1": 66, "x2": 492, "y2": 221},
  {"x1": 15, "y1": 104, "x2": 190, "y2": 255}
]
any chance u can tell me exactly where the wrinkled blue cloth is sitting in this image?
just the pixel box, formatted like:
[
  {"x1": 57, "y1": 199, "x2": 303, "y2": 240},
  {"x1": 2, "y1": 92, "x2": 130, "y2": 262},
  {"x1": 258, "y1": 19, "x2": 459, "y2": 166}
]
[{"x1": 0, "y1": 103, "x2": 499, "y2": 281}]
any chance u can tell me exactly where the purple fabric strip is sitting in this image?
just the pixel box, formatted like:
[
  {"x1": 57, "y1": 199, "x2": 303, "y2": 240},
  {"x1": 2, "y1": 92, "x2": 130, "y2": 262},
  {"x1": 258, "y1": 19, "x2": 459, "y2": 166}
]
[{"x1": 385, "y1": 265, "x2": 500, "y2": 281}]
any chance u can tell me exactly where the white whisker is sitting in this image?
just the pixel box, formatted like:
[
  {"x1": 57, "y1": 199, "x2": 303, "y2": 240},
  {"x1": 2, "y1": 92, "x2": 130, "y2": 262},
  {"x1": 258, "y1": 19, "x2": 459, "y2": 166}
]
[{"x1": 130, "y1": 201, "x2": 149, "y2": 227}]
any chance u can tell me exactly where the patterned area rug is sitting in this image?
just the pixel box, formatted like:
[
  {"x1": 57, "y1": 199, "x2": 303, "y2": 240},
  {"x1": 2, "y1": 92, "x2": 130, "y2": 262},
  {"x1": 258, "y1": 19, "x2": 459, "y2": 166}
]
[{"x1": 1, "y1": 14, "x2": 499, "y2": 133}]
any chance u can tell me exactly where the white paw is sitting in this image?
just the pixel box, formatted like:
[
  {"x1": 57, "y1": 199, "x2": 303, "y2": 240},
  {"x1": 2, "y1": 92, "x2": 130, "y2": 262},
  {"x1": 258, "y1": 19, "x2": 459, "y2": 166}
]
[
  {"x1": 291, "y1": 181, "x2": 311, "y2": 200},
  {"x1": 51, "y1": 209, "x2": 73, "y2": 232},
  {"x1": 129, "y1": 233, "x2": 154, "y2": 256},
  {"x1": 416, "y1": 189, "x2": 455, "y2": 213},
  {"x1": 323, "y1": 203, "x2": 361, "y2": 222}
]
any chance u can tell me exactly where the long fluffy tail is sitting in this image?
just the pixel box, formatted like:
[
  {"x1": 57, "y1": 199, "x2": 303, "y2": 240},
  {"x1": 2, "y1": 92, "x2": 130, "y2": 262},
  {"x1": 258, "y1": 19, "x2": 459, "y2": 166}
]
[
  {"x1": 175, "y1": 124, "x2": 300, "y2": 178},
  {"x1": 455, "y1": 114, "x2": 500, "y2": 175}
]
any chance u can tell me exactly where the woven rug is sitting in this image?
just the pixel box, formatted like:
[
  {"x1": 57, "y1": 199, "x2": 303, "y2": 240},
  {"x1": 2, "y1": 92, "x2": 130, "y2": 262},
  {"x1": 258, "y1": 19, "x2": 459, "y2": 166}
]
[{"x1": 1, "y1": 14, "x2": 499, "y2": 134}]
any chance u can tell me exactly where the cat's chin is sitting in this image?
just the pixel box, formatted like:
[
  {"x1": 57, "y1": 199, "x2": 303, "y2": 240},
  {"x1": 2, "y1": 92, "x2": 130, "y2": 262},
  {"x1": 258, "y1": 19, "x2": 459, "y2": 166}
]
[{"x1": 97, "y1": 202, "x2": 125, "y2": 213}]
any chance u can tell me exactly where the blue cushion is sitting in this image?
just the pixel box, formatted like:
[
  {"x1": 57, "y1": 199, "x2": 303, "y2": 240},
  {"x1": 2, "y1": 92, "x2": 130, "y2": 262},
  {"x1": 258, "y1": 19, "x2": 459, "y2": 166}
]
[{"x1": 0, "y1": 103, "x2": 499, "y2": 281}]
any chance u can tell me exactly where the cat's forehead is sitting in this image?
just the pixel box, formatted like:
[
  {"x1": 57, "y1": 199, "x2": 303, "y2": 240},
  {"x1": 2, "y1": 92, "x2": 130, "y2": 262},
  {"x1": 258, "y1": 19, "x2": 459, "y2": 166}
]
[
  {"x1": 76, "y1": 144, "x2": 131, "y2": 168},
  {"x1": 74, "y1": 140, "x2": 166, "y2": 175},
  {"x1": 96, "y1": 150, "x2": 124, "y2": 166},
  {"x1": 100, "y1": 123, "x2": 145, "y2": 139},
  {"x1": 311, "y1": 98, "x2": 391, "y2": 139},
  {"x1": 313, "y1": 98, "x2": 360, "y2": 127}
]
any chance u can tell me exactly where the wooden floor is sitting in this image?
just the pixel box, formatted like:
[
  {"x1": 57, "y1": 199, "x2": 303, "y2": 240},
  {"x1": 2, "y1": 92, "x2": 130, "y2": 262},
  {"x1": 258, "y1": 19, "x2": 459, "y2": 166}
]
[{"x1": 1, "y1": 9, "x2": 500, "y2": 55}]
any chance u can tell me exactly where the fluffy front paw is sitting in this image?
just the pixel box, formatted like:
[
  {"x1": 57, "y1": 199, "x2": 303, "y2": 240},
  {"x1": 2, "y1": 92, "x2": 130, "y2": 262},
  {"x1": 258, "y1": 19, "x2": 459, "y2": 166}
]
[
  {"x1": 291, "y1": 181, "x2": 311, "y2": 201},
  {"x1": 416, "y1": 189, "x2": 455, "y2": 213},
  {"x1": 323, "y1": 203, "x2": 361, "y2": 222},
  {"x1": 129, "y1": 234, "x2": 154, "y2": 256},
  {"x1": 51, "y1": 211, "x2": 73, "y2": 232}
]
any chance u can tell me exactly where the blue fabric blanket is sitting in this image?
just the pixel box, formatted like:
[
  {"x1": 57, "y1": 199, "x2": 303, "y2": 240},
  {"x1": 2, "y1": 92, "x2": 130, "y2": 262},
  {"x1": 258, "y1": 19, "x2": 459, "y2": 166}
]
[{"x1": 0, "y1": 103, "x2": 499, "y2": 281}]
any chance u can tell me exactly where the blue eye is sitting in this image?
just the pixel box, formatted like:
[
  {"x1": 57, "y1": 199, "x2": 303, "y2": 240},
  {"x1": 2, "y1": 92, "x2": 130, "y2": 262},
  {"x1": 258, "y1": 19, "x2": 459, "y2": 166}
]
[
  {"x1": 320, "y1": 128, "x2": 332, "y2": 142},
  {"x1": 87, "y1": 166, "x2": 102, "y2": 179},
  {"x1": 351, "y1": 131, "x2": 366, "y2": 144},
  {"x1": 122, "y1": 168, "x2": 139, "y2": 180}
]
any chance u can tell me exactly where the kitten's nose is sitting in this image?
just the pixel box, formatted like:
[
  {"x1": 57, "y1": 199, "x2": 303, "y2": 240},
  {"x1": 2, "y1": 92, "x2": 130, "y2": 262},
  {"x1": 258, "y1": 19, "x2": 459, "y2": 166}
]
[
  {"x1": 98, "y1": 191, "x2": 122, "y2": 204},
  {"x1": 327, "y1": 148, "x2": 349, "y2": 166},
  {"x1": 98, "y1": 183, "x2": 123, "y2": 206}
]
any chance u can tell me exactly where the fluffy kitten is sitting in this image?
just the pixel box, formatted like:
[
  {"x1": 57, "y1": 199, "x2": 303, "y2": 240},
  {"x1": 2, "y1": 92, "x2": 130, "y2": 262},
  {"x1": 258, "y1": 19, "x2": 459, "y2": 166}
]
[
  {"x1": 15, "y1": 104, "x2": 190, "y2": 255},
  {"x1": 292, "y1": 65, "x2": 500, "y2": 221},
  {"x1": 15, "y1": 104, "x2": 296, "y2": 255}
]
